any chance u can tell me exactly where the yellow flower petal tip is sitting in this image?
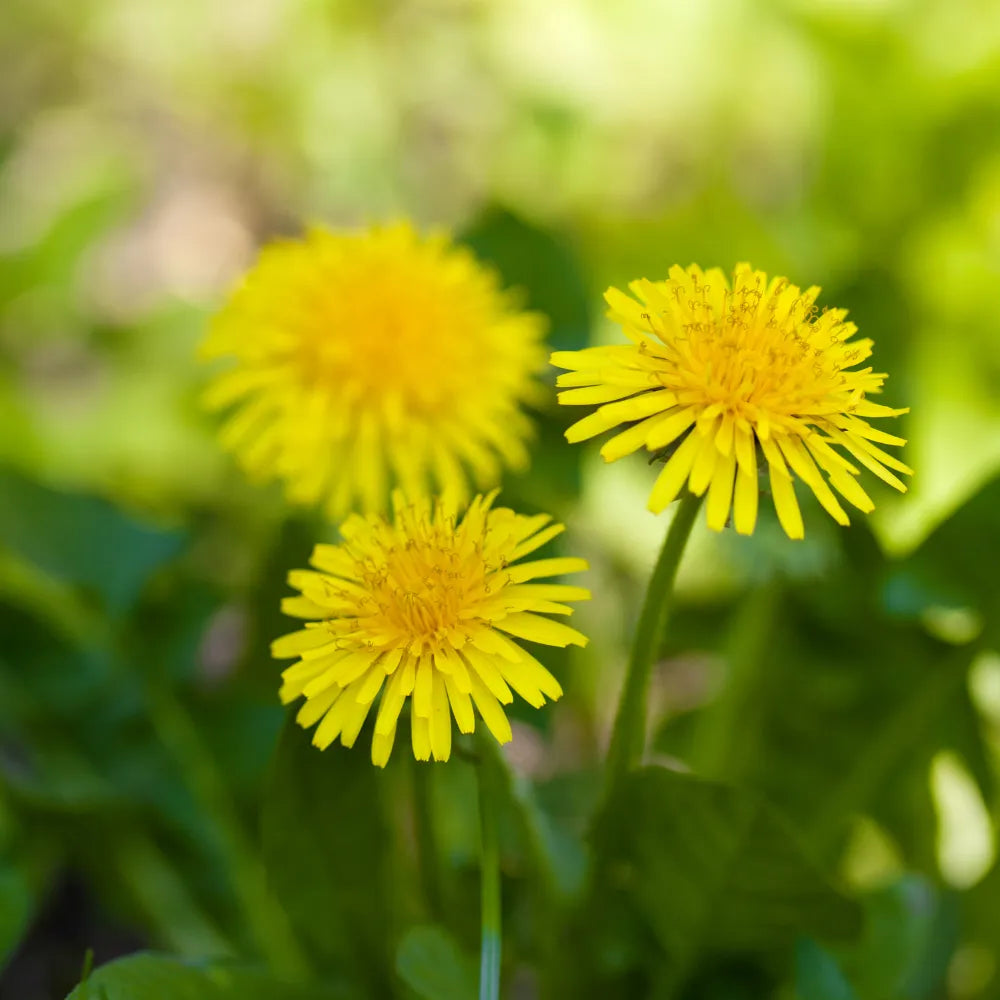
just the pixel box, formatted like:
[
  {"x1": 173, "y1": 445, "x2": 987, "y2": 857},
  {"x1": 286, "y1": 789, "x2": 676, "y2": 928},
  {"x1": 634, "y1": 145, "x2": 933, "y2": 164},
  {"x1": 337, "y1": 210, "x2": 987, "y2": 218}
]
[
  {"x1": 201, "y1": 222, "x2": 547, "y2": 519},
  {"x1": 272, "y1": 492, "x2": 589, "y2": 766},
  {"x1": 553, "y1": 263, "x2": 911, "y2": 539}
]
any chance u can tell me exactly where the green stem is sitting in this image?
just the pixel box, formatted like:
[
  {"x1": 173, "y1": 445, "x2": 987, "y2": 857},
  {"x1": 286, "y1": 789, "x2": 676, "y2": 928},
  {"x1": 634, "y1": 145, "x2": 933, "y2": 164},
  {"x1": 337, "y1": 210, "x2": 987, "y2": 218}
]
[
  {"x1": 477, "y1": 736, "x2": 502, "y2": 1000},
  {"x1": 147, "y1": 682, "x2": 308, "y2": 978},
  {"x1": 412, "y1": 758, "x2": 444, "y2": 920},
  {"x1": 605, "y1": 492, "x2": 703, "y2": 790}
]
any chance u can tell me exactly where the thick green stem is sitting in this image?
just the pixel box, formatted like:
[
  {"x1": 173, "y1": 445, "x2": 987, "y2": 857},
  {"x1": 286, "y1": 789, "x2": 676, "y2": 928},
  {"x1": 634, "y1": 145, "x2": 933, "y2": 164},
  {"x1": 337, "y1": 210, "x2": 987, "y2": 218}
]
[
  {"x1": 412, "y1": 758, "x2": 444, "y2": 920},
  {"x1": 605, "y1": 492, "x2": 703, "y2": 790},
  {"x1": 147, "y1": 682, "x2": 308, "y2": 978},
  {"x1": 477, "y1": 737, "x2": 502, "y2": 1000}
]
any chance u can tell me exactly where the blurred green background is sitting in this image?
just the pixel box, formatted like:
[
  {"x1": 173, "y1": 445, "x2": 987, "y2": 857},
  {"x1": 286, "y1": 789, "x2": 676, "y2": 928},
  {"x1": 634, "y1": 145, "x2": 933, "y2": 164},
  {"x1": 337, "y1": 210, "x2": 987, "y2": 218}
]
[{"x1": 2, "y1": 0, "x2": 1000, "y2": 998}]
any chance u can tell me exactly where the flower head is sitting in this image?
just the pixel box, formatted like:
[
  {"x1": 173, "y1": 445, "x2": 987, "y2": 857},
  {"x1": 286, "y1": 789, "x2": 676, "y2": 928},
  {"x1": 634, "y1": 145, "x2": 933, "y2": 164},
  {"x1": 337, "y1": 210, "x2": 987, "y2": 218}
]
[
  {"x1": 272, "y1": 492, "x2": 589, "y2": 765},
  {"x1": 552, "y1": 264, "x2": 911, "y2": 539},
  {"x1": 202, "y1": 223, "x2": 546, "y2": 519}
]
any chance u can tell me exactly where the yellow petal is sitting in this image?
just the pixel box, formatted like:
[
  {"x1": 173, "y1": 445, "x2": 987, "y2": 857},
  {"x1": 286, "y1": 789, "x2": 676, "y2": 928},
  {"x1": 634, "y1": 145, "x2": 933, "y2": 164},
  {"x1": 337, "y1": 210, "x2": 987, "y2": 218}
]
[
  {"x1": 411, "y1": 714, "x2": 432, "y2": 761},
  {"x1": 429, "y1": 672, "x2": 452, "y2": 761},
  {"x1": 462, "y1": 645, "x2": 515, "y2": 704},
  {"x1": 468, "y1": 671, "x2": 513, "y2": 745},
  {"x1": 778, "y1": 437, "x2": 849, "y2": 527},
  {"x1": 271, "y1": 627, "x2": 335, "y2": 659},
  {"x1": 444, "y1": 673, "x2": 476, "y2": 734},
  {"x1": 495, "y1": 612, "x2": 588, "y2": 648},
  {"x1": 501, "y1": 557, "x2": 589, "y2": 584},
  {"x1": 647, "y1": 431, "x2": 700, "y2": 513},
  {"x1": 371, "y1": 723, "x2": 397, "y2": 768},
  {"x1": 733, "y1": 462, "x2": 759, "y2": 536},
  {"x1": 295, "y1": 684, "x2": 341, "y2": 728},
  {"x1": 705, "y1": 449, "x2": 736, "y2": 532},
  {"x1": 688, "y1": 430, "x2": 720, "y2": 497},
  {"x1": 414, "y1": 655, "x2": 434, "y2": 718},
  {"x1": 280, "y1": 597, "x2": 330, "y2": 619},
  {"x1": 769, "y1": 463, "x2": 804, "y2": 540}
]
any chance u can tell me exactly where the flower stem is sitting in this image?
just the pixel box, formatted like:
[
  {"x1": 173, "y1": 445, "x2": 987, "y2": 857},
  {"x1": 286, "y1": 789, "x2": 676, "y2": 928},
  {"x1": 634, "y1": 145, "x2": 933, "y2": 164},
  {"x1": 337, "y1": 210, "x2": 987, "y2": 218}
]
[
  {"x1": 605, "y1": 491, "x2": 703, "y2": 790},
  {"x1": 476, "y1": 735, "x2": 502, "y2": 1000}
]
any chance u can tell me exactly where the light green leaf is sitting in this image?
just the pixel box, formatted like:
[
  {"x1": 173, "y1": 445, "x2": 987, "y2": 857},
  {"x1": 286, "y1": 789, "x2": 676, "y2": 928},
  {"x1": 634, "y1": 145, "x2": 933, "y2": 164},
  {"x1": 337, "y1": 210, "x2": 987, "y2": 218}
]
[{"x1": 396, "y1": 925, "x2": 477, "y2": 1000}]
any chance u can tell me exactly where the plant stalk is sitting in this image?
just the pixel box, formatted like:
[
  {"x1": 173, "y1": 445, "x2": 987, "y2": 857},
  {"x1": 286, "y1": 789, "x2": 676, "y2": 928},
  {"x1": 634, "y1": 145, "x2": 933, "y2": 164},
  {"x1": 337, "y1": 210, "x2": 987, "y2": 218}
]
[
  {"x1": 605, "y1": 492, "x2": 703, "y2": 790},
  {"x1": 477, "y1": 736, "x2": 502, "y2": 1000}
]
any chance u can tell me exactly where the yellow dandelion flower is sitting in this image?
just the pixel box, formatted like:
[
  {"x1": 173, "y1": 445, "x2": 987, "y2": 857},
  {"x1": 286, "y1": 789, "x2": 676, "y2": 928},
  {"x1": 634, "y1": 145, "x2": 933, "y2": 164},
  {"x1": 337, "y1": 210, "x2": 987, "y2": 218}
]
[
  {"x1": 201, "y1": 223, "x2": 546, "y2": 519},
  {"x1": 271, "y1": 491, "x2": 589, "y2": 766},
  {"x1": 552, "y1": 264, "x2": 912, "y2": 540}
]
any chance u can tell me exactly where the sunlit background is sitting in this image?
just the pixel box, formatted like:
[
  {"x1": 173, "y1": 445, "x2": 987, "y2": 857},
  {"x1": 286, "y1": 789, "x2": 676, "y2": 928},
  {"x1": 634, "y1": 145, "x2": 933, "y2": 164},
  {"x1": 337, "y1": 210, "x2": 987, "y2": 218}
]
[{"x1": 4, "y1": 0, "x2": 1000, "y2": 997}]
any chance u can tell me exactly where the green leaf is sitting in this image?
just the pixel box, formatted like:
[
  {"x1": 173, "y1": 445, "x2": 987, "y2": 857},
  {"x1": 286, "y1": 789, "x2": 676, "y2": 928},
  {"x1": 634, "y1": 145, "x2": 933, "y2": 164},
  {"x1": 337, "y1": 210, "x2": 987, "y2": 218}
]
[
  {"x1": 589, "y1": 767, "x2": 862, "y2": 990},
  {"x1": 885, "y1": 471, "x2": 1000, "y2": 644},
  {"x1": 795, "y1": 938, "x2": 859, "y2": 1000},
  {"x1": 261, "y1": 716, "x2": 392, "y2": 993},
  {"x1": 797, "y1": 877, "x2": 952, "y2": 1000},
  {"x1": 461, "y1": 207, "x2": 591, "y2": 353},
  {"x1": 672, "y1": 523, "x2": 985, "y2": 867},
  {"x1": 0, "y1": 468, "x2": 183, "y2": 617},
  {"x1": 0, "y1": 858, "x2": 33, "y2": 965},
  {"x1": 396, "y1": 924, "x2": 477, "y2": 1000},
  {"x1": 64, "y1": 952, "x2": 351, "y2": 1000}
]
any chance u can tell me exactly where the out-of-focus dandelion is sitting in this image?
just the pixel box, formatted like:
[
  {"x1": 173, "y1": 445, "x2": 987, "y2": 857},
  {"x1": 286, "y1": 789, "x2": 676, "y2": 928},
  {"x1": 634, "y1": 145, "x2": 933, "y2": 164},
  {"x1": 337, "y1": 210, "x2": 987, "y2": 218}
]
[
  {"x1": 272, "y1": 491, "x2": 589, "y2": 766},
  {"x1": 552, "y1": 264, "x2": 911, "y2": 539},
  {"x1": 201, "y1": 223, "x2": 546, "y2": 519}
]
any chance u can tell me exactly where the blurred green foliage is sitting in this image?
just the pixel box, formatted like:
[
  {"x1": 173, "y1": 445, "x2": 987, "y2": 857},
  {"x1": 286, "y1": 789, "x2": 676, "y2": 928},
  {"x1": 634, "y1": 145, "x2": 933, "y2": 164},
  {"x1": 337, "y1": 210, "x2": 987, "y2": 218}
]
[{"x1": 2, "y1": 0, "x2": 1000, "y2": 997}]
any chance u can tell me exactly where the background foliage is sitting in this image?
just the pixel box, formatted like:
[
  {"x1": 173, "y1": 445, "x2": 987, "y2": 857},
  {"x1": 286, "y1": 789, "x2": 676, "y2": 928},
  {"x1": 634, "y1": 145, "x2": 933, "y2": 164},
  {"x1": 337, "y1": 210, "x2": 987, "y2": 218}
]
[{"x1": 2, "y1": 0, "x2": 1000, "y2": 997}]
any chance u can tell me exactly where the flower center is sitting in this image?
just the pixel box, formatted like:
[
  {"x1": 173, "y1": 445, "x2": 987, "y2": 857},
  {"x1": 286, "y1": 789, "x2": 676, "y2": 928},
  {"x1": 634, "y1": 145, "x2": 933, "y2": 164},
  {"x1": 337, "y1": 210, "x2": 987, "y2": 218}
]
[
  {"x1": 652, "y1": 280, "x2": 858, "y2": 422},
  {"x1": 297, "y1": 263, "x2": 484, "y2": 417},
  {"x1": 360, "y1": 537, "x2": 488, "y2": 644}
]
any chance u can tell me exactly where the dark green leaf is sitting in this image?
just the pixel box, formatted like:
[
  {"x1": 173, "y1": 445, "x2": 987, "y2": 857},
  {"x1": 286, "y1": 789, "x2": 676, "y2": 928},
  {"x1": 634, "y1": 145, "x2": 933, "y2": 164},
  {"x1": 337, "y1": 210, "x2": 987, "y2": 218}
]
[
  {"x1": 461, "y1": 207, "x2": 591, "y2": 353},
  {"x1": 396, "y1": 924, "x2": 477, "y2": 1000},
  {"x1": 795, "y1": 938, "x2": 859, "y2": 1000},
  {"x1": 0, "y1": 468, "x2": 183, "y2": 617},
  {"x1": 798, "y1": 877, "x2": 951, "y2": 1000},
  {"x1": 884, "y1": 472, "x2": 1000, "y2": 645},
  {"x1": 0, "y1": 858, "x2": 33, "y2": 965},
  {"x1": 589, "y1": 767, "x2": 862, "y2": 989},
  {"x1": 261, "y1": 717, "x2": 392, "y2": 993},
  {"x1": 63, "y1": 952, "x2": 351, "y2": 1000}
]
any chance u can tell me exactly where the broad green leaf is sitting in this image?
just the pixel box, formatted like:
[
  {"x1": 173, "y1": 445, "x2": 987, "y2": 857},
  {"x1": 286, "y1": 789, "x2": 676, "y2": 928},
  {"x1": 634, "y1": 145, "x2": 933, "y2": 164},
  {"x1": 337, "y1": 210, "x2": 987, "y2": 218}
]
[
  {"x1": 589, "y1": 767, "x2": 862, "y2": 991},
  {"x1": 261, "y1": 717, "x2": 392, "y2": 994},
  {"x1": 0, "y1": 469, "x2": 183, "y2": 617},
  {"x1": 396, "y1": 924, "x2": 476, "y2": 1000},
  {"x1": 64, "y1": 952, "x2": 351, "y2": 1000}
]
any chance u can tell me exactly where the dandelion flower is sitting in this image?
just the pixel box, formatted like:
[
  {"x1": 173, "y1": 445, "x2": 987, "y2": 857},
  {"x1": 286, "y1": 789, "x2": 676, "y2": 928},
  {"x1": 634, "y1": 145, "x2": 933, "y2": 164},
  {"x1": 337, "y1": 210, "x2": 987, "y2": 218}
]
[
  {"x1": 552, "y1": 264, "x2": 911, "y2": 539},
  {"x1": 272, "y1": 492, "x2": 589, "y2": 766},
  {"x1": 202, "y1": 223, "x2": 546, "y2": 519}
]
